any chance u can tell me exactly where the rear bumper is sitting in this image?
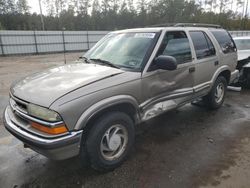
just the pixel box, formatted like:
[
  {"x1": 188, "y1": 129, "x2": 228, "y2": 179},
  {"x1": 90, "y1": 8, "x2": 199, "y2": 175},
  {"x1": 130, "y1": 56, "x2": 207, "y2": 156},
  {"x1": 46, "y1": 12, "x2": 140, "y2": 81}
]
[
  {"x1": 230, "y1": 69, "x2": 240, "y2": 84},
  {"x1": 3, "y1": 106, "x2": 82, "y2": 160}
]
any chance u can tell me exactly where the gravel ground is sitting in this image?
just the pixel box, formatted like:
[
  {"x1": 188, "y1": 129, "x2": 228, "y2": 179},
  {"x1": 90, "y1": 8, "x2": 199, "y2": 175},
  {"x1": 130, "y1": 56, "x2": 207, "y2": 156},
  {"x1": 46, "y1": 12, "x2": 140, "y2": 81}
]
[{"x1": 0, "y1": 53, "x2": 250, "y2": 188}]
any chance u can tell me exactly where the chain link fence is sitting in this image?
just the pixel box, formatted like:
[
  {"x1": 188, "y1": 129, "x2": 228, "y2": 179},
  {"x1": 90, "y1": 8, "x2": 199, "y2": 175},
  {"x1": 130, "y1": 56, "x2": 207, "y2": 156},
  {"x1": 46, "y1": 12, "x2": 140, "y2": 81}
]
[
  {"x1": 0, "y1": 30, "x2": 109, "y2": 56},
  {"x1": 229, "y1": 31, "x2": 250, "y2": 37}
]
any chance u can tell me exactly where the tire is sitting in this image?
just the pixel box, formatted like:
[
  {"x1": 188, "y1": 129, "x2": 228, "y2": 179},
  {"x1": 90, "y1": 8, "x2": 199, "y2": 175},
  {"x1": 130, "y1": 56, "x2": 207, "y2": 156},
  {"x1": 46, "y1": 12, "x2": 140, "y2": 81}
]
[
  {"x1": 84, "y1": 111, "x2": 135, "y2": 171},
  {"x1": 203, "y1": 76, "x2": 227, "y2": 110}
]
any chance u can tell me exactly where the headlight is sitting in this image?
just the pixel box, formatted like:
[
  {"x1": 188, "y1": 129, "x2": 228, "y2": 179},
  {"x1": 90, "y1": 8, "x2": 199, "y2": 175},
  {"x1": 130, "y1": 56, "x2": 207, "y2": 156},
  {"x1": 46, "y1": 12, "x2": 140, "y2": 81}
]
[{"x1": 27, "y1": 103, "x2": 62, "y2": 122}]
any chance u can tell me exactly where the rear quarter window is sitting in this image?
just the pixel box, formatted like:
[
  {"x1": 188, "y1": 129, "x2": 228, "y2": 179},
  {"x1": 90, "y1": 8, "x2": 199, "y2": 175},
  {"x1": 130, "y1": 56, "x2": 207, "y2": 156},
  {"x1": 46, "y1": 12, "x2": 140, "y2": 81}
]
[{"x1": 211, "y1": 30, "x2": 236, "y2": 54}]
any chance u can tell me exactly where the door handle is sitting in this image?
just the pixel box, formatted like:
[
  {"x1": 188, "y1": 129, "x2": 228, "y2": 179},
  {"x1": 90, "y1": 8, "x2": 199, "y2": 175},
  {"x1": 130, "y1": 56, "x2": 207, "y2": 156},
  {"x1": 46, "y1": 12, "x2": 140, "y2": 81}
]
[
  {"x1": 189, "y1": 67, "x2": 195, "y2": 73},
  {"x1": 214, "y1": 61, "x2": 219, "y2": 66}
]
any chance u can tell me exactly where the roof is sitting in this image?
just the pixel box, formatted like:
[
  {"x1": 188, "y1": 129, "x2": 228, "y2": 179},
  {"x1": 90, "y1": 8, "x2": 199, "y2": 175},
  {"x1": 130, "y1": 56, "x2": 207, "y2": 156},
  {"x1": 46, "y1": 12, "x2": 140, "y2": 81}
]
[
  {"x1": 110, "y1": 26, "x2": 225, "y2": 34},
  {"x1": 111, "y1": 27, "x2": 164, "y2": 33}
]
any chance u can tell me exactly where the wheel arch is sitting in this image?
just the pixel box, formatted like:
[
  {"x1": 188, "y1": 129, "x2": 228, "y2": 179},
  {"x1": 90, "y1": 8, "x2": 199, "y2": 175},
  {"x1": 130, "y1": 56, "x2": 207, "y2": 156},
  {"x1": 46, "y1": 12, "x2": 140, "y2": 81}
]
[
  {"x1": 74, "y1": 95, "x2": 141, "y2": 131},
  {"x1": 212, "y1": 66, "x2": 231, "y2": 85}
]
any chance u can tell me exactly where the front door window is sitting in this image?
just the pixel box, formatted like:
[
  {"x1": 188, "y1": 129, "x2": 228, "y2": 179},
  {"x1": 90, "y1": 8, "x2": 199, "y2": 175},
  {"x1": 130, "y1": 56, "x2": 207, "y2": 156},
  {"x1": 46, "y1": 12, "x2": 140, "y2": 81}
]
[{"x1": 157, "y1": 31, "x2": 192, "y2": 64}]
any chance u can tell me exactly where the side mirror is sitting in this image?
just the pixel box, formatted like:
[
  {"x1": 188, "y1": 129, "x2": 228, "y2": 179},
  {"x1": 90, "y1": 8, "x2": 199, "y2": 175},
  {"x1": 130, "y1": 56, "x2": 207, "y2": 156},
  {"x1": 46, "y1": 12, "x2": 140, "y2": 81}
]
[{"x1": 154, "y1": 55, "x2": 177, "y2": 71}]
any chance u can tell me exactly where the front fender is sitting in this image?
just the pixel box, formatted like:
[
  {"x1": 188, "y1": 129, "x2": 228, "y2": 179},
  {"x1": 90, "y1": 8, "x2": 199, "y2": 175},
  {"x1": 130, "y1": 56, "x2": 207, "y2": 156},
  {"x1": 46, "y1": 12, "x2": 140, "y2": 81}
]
[{"x1": 74, "y1": 95, "x2": 140, "y2": 130}]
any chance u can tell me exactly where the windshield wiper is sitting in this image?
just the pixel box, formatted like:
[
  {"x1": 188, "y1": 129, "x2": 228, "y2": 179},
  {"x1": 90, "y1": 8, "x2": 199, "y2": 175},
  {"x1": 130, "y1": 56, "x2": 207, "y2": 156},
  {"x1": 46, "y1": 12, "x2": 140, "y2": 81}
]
[
  {"x1": 90, "y1": 58, "x2": 120, "y2": 69},
  {"x1": 79, "y1": 56, "x2": 91, "y2": 64}
]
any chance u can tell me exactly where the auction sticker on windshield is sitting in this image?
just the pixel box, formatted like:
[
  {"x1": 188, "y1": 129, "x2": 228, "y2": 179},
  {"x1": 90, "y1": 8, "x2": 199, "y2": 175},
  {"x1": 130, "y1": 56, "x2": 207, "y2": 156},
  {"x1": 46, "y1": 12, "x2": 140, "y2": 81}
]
[{"x1": 134, "y1": 33, "x2": 155, "y2": 38}]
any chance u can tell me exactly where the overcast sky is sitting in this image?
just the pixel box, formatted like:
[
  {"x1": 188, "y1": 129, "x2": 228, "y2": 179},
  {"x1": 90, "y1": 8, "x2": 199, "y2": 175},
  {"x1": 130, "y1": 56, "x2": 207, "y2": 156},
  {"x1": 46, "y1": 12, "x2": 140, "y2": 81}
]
[
  {"x1": 28, "y1": 0, "x2": 40, "y2": 13},
  {"x1": 27, "y1": 0, "x2": 248, "y2": 15}
]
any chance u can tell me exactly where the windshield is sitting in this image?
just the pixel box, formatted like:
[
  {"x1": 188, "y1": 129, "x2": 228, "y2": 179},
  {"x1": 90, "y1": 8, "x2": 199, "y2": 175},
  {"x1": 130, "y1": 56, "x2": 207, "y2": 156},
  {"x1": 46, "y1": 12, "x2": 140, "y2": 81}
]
[
  {"x1": 234, "y1": 39, "x2": 250, "y2": 51},
  {"x1": 84, "y1": 32, "x2": 157, "y2": 71}
]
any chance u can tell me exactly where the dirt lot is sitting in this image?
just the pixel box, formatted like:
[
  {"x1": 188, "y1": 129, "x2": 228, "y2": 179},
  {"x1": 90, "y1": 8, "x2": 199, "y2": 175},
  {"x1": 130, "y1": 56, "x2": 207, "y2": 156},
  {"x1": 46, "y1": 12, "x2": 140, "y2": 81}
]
[{"x1": 1, "y1": 53, "x2": 250, "y2": 188}]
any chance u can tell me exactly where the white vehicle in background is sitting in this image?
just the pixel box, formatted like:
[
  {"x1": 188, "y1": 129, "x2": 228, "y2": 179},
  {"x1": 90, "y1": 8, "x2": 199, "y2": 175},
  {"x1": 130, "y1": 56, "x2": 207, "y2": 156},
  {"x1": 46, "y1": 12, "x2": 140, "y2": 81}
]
[
  {"x1": 233, "y1": 36, "x2": 250, "y2": 88},
  {"x1": 234, "y1": 36, "x2": 250, "y2": 60}
]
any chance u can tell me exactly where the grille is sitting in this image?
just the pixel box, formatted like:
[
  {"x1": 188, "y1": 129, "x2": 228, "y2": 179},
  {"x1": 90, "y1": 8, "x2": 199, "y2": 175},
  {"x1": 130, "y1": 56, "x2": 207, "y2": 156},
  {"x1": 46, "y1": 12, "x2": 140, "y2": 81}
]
[{"x1": 10, "y1": 95, "x2": 28, "y2": 114}]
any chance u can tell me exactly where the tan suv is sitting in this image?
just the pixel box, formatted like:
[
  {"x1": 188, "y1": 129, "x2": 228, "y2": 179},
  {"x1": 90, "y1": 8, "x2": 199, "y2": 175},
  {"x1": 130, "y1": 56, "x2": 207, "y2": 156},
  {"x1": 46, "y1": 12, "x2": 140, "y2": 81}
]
[{"x1": 4, "y1": 23, "x2": 238, "y2": 171}]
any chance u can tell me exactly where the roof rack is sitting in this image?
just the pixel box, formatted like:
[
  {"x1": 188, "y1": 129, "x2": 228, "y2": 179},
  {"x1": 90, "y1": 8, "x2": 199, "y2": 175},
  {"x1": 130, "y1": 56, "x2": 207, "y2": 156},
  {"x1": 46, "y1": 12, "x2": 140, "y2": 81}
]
[
  {"x1": 174, "y1": 23, "x2": 222, "y2": 28},
  {"x1": 147, "y1": 23, "x2": 176, "y2": 27},
  {"x1": 146, "y1": 23, "x2": 222, "y2": 29}
]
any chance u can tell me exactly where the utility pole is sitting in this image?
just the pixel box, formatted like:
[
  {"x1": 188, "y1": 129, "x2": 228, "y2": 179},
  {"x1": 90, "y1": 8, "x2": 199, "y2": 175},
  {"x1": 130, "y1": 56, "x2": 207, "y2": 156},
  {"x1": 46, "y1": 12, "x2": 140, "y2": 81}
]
[
  {"x1": 38, "y1": 0, "x2": 45, "y2": 30},
  {"x1": 244, "y1": 0, "x2": 249, "y2": 29},
  {"x1": 62, "y1": 27, "x2": 67, "y2": 64},
  {"x1": 245, "y1": 0, "x2": 249, "y2": 18}
]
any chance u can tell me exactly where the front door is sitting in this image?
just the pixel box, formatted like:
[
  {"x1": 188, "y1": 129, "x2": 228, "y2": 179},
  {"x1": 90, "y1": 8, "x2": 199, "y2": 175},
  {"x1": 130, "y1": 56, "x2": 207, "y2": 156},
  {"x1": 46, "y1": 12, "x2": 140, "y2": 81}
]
[{"x1": 140, "y1": 30, "x2": 195, "y2": 121}]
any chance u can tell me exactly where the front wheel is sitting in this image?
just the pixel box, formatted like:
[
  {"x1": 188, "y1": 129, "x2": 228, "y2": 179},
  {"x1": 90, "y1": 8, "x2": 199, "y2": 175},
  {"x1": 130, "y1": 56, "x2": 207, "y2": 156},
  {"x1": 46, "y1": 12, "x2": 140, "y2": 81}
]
[
  {"x1": 203, "y1": 76, "x2": 227, "y2": 110},
  {"x1": 84, "y1": 112, "x2": 135, "y2": 171}
]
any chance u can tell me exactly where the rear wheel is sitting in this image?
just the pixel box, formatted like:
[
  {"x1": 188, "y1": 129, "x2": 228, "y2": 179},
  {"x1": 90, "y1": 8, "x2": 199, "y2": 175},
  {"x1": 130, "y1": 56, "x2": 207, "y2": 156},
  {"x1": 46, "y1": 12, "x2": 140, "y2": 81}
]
[
  {"x1": 83, "y1": 112, "x2": 135, "y2": 171},
  {"x1": 203, "y1": 76, "x2": 227, "y2": 110}
]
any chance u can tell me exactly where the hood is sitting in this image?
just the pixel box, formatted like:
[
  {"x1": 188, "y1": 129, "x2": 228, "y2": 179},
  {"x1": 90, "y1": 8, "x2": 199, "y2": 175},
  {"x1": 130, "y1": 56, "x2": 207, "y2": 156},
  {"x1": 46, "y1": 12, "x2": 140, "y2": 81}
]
[
  {"x1": 238, "y1": 50, "x2": 250, "y2": 61},
  {"x1": 11, "y1": 63, "x2": 124, "y2": 107}
]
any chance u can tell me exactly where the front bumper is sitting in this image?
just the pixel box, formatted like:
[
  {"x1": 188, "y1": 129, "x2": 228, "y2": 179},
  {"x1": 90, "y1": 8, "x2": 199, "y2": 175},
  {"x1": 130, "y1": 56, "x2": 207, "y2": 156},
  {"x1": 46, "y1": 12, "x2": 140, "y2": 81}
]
[{"x1": 3, "y1": 106, "x2": 83, "y2": 160}]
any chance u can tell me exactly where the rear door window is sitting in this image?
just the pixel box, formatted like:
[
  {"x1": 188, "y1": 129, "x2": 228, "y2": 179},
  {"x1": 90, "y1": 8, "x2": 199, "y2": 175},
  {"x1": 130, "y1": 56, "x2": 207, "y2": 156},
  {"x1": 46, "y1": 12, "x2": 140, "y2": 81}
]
[
  {"x1": 211, "y1": 30, "x2": 236, "y2": 54},
  {"x1": 189, "y1": 31, "x2": 216, "y2": 59}
]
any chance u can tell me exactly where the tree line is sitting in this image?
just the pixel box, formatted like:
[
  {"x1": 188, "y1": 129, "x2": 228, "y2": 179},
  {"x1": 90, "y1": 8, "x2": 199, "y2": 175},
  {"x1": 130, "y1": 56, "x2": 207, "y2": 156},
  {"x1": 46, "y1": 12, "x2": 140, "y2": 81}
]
[{"x1": 0, "y1": 0, "x2": 250, "y2": 30}]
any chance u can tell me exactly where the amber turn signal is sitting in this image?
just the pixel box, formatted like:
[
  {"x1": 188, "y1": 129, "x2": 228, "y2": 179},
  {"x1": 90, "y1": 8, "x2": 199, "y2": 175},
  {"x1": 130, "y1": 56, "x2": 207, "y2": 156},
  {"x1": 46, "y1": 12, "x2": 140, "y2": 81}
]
[{"x1": 31, "y1": 122, "x2": 68, "y2": 135}]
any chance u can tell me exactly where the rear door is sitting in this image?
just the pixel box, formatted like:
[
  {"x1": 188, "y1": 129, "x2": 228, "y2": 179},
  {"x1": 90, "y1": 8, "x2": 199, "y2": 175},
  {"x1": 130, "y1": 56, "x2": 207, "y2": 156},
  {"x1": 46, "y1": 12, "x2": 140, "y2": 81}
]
[{"x1": 189, "y1": 30, "x2": 219, "y2": 96}]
